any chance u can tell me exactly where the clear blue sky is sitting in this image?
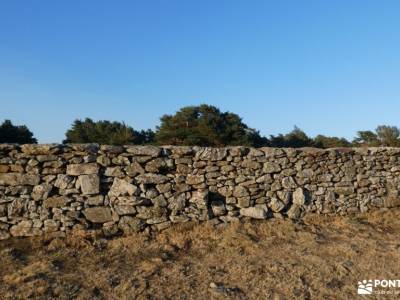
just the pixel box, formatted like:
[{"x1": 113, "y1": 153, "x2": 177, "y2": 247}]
[{"x1": 1, "y1": 1, "x2": 400, "y2": 143}]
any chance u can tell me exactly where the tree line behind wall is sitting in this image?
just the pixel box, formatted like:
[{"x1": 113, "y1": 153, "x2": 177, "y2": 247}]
[{"x1": 2, "y1": 104, "x2": 400, "y2": 148}]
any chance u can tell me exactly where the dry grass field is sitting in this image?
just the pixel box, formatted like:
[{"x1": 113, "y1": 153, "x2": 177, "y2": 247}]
[{"x1": 1, "y1": 208, "x2": 400, "y2": 300}]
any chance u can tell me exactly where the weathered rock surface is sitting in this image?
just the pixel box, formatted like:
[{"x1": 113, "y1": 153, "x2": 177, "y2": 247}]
[
  {"x1": 198, "y1": 148, "x2": 227, "y2": 161},
  {"x1": 287, "y1": 205, "x2": 302, "y2": 219},
  {"x1": 136, "y1": 174, "x2": 169, "y2": 184},
  {"x1": 269, "y1": 198, "x2": 285, "y2": 212},
  {"x1": 293, "y1": 188, "x2": 307, "y2": 206},
  {"x1": 32, "y1": 183, "x2": 52, "y2": 200},
  {"x1": 20, "y1": 144, "x2": 57, "y2": 155},
  {"x1": 118, "y1": 216, "x2": 145, "y2": 233},
  {"x1": 66, "y1": 163, "x2": 99, "y2": 175},
  {"x1": 78, "y1": 174, "x2": 100, "y2": 195},
  {"x1": 186, "y1": 174, "x2": 205, "y2": 185},
  {"x1": 0, "y1": 173, "x2": 40, "y2": 186},
  {"x1": 54, "y1": 174, "x2": 73, "y2": 189},
  {"x1": 10, "y1": 220, "x2": 41, "y2": 237},
  {"x1": 125, "y1": 146, "x2": 161, "y2": 157},
  {"x1": 83, "y1": 207, "x2": 113, "y2": 223},
  {"x1": 43, "y1": 196, "x2": 71, "y2": 208},
  {"x1": 108, "y1": 178, "x2": 137, "y2": 197},
  {"x1": 240, "y1": 206, "x2": 268, "y2": 219},
  {"x1": 0, "y1": 144, "x2": 399, "y2": 239},
  {"x1": 125, "y1": 162, "x2": 145, "y2": 176}
]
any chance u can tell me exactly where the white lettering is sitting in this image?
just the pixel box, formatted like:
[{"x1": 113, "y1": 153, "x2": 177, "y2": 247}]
[
  {"x1": 372, "y1": 279, "x2": 400, "y2": 288},
  {"x1": 380, "y1": 280, "x2": 388, "y2": 287},
  {"x1": 388, "y1": 280, "x2": 398, "y2": 288}
]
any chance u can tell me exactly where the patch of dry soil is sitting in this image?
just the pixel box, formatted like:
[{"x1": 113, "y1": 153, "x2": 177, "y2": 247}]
[{"x1": 1, "y1": 208, "x2": 400, "y2": 299}]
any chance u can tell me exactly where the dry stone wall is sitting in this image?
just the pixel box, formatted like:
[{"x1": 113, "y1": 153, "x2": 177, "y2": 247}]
[{"x1": 1, "y1": 144, "x2": 400, "y2": 240}]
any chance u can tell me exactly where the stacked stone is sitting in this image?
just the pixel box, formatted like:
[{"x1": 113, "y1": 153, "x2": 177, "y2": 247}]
[{"x1": 1, "y1": 144, "x2": 400, "y2": 240}]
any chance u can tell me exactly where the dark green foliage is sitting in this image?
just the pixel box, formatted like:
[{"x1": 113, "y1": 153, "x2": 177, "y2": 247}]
[
  {"x1": 154, "y1": 104, "x2": 265, "y2": 147},
  {"x1": 269, "y1": 127, "x2": 351, "y2": 149},
  {"x1": 0, "y1": 120, "x2": 37, "y2": 144},
  {"x1": 269, "y1": 126, "x2": 314, "y2": 148},
  {"x1": 352, "y1": 126, "x2": 400, "y2": 147},
  {"x1": 246, "y1": 129, "x2": 270, "y2": 148},
  {"x1": 375, "y1": 125, "x2": 400, "y2": 146},
  {"x1": 313, "y1": 135, "x2": 351, "y2": 148},
  {"x1": 353, "y1": 130, "x2": 379, "y2": 146},
  {"x1": 64, "y1": 118, "x2": 155, "y2": 145},
  {"x1": 8, "y1": 104, "x2": 400, "y2": 149},
  {"x1": 136, "y1": 129, "x2": 156, "y2": 145}
]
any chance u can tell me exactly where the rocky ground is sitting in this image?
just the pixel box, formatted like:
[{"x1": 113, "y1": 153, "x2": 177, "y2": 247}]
[{"x1": 0, "y1": 208, "x2": 399, "y2": 300}]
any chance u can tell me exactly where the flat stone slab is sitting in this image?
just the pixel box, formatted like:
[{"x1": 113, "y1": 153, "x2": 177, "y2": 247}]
[
  {"x1": 66, "y1": 163, "x2": 99, "y2": 175},
  {"x1": 83, "y1": 207, "x2": 113, "y2": 223},
  {"x1": 0, "y1": 173, "x2": 40, "y2": 186}
]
